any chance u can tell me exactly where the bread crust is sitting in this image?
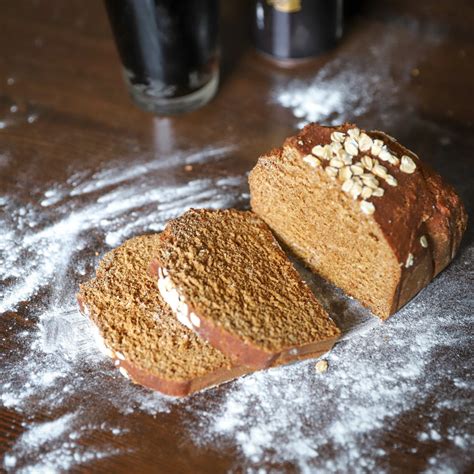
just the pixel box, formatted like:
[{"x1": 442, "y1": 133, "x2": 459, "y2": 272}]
[
  {"x1": 151, "y1": 209, "x2": 340, "y2": 369},
  {"x1": 150, "y1": 257, "x2": 339, "y2": 369},
  {"x1": 77, "y1": 293, "x2": 250, "y2": 397},
  {"x1": 250, "y1": 123, "x2": 467, "y2": 319}
]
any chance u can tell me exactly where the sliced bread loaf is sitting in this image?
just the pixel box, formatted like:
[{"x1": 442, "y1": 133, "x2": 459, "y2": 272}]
[
  {"x1": 249, "y1": 123, "x2": 467, "y2": 319},
  {"x1": 150, "y1": 209, "x2": 340, "y2": 369},
  {"x1": 77, "y1": 234, "x2": 249, "y2": 397}
]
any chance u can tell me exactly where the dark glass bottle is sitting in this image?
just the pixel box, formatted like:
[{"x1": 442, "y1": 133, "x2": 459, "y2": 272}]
[{"x1": 253, "y1": 0, "x2": 343, "y2": 63}]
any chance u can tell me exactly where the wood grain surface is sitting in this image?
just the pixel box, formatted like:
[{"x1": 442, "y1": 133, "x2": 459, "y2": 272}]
[{"x1": 1, "y1": 1, "x2": 473, "y2": 472}]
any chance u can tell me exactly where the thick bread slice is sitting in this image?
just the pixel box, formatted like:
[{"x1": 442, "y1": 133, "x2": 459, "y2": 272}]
[
  {"x1": 150, "y1": 209, "x2": 340, "y2": 369},
  {"x1": 249, "y1": 123, "x2": 467, "y2": 319},
  {"x1": 77, "y1": 234, "x2": 249, "y2": 397}
]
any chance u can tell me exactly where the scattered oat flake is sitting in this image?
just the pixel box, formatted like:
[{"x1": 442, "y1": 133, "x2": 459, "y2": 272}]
[{"x1": 315, "y1": 360, "x2": 329, "y2": 373}]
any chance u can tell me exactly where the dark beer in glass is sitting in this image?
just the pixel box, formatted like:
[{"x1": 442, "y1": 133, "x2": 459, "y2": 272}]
[{"x1": 104, "y1": 0, "x2": 219, "y2": 114}]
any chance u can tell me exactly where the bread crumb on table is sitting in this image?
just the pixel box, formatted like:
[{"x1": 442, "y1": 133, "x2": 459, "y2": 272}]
[{"x1": 315, "y1": 360, "x2": 329, "y2": 373}]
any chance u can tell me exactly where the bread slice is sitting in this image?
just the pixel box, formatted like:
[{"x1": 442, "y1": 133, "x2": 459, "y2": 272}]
[
  {"x1": 249, "y1": 123, "x2": 467, "y2": 319},
  {"x1": 150, "y1": 209, "x2": 340, "y2": 369},
  {"x1": 77, "y1": 234, "x2": 249, "y2": 397}
]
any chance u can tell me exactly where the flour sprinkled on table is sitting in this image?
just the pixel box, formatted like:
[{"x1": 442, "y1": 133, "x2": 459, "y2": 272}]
[{"x1": 1, "y1": 142, "x2": 472, "y2": 472}]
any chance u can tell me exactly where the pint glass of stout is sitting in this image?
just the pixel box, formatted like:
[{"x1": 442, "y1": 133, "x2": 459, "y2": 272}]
[{"x1": 104, "y1": 0, "x2": 219, "y2": 115}]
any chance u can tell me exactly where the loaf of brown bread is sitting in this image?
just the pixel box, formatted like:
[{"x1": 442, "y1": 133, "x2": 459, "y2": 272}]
[
  {"x1": 150, "y1": 209, "x2": 340, "y2": 369},
  {"x1": 249, "y1": 123, "x2": 467, "y2": 319},
  {"x1": 77, "y1": 234, "x2": 249, "y2": 397}
]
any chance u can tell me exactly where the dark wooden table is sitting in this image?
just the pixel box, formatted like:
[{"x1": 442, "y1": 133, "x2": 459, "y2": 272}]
[{"x1": 1, "y1": 1, "x2": 473, "y2": 472}]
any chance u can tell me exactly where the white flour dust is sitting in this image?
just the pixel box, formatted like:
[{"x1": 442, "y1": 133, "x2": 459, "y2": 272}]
[
  {"x1": 275, "y1": 18, "x2": 442, "y2": 128},
  {"x1": 0, "y1": 129, "x2": 474, "y2": 473},
  {"x1": 0, "y1": 144, "x2": 246, "y2": 472},
  {"x1": 190, "y1": 251, "x2": 473, "y2": 472},
  {"x1": 4, "y1": 411, "x2": 126, "y2": 473},
  {"x1": 0, "y1": 144, "x2": 240, "y2": 313},
  {"x1": 0, "y1": 141, "x2": 472, "y2": 472}
]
